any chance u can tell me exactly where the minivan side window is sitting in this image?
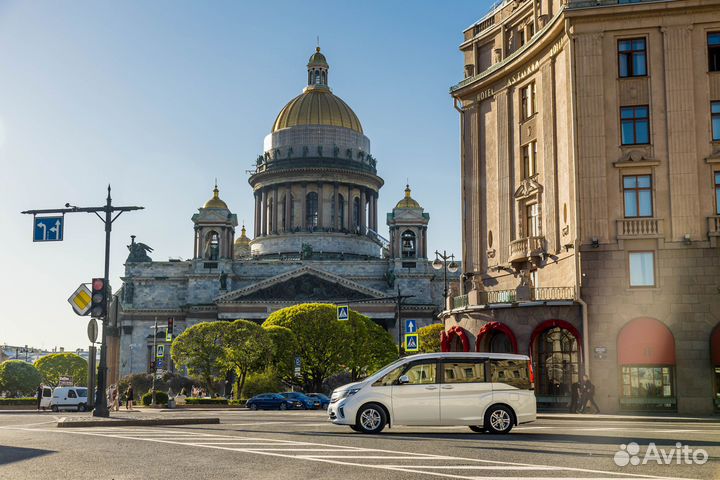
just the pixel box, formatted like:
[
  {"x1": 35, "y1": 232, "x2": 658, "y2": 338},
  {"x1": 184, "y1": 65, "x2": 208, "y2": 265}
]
[
  {"x1": 443, "y1": 361, "x2": 486, "y2": 383},
  {"x1": 373, "y1": 365, "x2": 405, "y2": 386},
  {"x1": 402, "y1": 362, "x2": 437, "y2": 385},
  {"x1": 43, "y1": 388, "x2": 52, "y2": 397},
  {"x1": 67, "y1": 390, "x2": 77, "y2": 398},
  {"x1": 490, "y1": 360, "x2": 531, "y2": 390}
]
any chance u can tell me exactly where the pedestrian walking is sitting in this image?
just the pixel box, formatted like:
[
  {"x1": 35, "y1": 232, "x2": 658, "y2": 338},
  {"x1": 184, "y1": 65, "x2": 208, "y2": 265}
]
[
  {"x1": 580, "y1": 375, "x2": 600, "y2": 414},
  {"x1": 111, "y1": 385, "x2": 120, "y2": 411},
  {"x1": 36, "y1": 385, "x2": 43, "y2": 411},
  {"x1": 125, "y1": 385, "x2": 134, "y2": 410},
  {"x1": 568, "y1": 381, "x2": 581, "y2": 413}
]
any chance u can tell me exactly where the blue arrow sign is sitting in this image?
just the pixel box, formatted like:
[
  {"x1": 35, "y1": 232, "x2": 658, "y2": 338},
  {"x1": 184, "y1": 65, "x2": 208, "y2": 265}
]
[
  {"x1": 33, "y1": 216, "x2": 64, "y2": 242},
  {"x1": 337, "y1": 305, "x2": 349, "y2": 321},
  {"x1": 405, "y1": 319, "x2": 417, "y2": 334},
  {"x1": 405, "y1": 334, "x2": 419, "y2": 352},
  {"x1": 294, "y1": 356, "x2": 301, "y2": 368}
]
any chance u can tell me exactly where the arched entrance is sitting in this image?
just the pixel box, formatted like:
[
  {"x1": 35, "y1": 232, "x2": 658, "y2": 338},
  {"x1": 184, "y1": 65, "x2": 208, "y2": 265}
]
[
  {"x1": 617, "y1": 317, "x2": 676, "y2": 411},
  {"x1": 530, "y1": 320, "x2": 581, "y2": 410},
  {"x1": 475, "y1": 322, "x2": 518, "y2": 353},
  {"x1": 440, "y1": 325, "x2": 470, "y2": 352},
  {"x1": 712, "y1": 324, "x2": 720, "y2": 411}
]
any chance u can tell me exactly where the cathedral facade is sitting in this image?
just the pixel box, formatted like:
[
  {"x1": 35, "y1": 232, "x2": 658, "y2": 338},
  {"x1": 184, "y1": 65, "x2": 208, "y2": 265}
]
[{"x1": 117, "y1": 48, "x2": 457, "y2": 376}]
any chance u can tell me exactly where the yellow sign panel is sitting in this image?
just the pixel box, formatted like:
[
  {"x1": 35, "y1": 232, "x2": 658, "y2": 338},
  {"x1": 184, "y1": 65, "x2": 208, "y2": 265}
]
[{"x1": 67, "y1": 284, "x2": 92, "y2": 316}]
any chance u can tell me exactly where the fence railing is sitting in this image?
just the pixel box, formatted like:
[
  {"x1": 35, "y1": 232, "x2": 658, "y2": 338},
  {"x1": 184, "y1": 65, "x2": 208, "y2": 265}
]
[
  {"x1": 449, "y1": 286, "x2": 575, "y2": 309},
  {"x1": 616, "y1": 218, "x2": 663, "y2": 238}
]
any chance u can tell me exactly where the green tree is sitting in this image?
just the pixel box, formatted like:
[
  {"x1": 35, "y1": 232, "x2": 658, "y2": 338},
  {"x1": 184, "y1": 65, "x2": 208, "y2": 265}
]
[
  {"x1": 418, "y1": 324, "x2": 444, "y2": 353},
  {"x1": 342, "y1": 311, "x2": 397, "y2": 381},
  {"x1": 170, "y1": 321, "x2": 228, "y2": 395},
  {"x1": 223, "y1": 319, "x2": 273, "y2": 399},
  {"x1": 263, "y1": 303, "x2": 347, "y2": 392},
  {"x1": 263, "y1": 325, "x2": 299, "y2": 384},
  {"x1": 34, "y1": 353, "x2": 88, "y2": 387},
  {"x1": 0, "y1": 360, "x2": 42, "y2": 397}
]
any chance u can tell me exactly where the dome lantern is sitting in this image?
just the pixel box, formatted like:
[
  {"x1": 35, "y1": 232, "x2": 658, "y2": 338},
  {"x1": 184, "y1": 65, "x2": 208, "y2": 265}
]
[
  {"x1": 307, "y1": 47, "x2": 329, "y2": 88},
  {"x1": 395, "y1": 184, "x2": 421, "y2": 209}
]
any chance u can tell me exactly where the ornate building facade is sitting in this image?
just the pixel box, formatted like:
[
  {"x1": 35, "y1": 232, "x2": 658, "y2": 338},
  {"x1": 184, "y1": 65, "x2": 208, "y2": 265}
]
[
  {"x1": 444, "y1": 0, "x2": 720, "y2": 414},
  {"x1": 117, "y1": 48, "x2": 458, "y2": 377}
]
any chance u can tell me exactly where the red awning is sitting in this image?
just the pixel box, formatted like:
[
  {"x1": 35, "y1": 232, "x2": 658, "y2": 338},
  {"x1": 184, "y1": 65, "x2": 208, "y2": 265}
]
[
  {"x1": 711, "y1": 326, "x2": 720, "y2": 366},
  {"x1": 618, "y1": 318, "x2": 675, "y2": 365}
]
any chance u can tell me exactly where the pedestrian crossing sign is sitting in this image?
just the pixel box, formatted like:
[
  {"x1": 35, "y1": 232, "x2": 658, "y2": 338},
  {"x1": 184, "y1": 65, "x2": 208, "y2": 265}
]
[
  {"x1": 337, "y1": 305, "x2": 349, "y2": 321},
  {"x1": 405, "y1": 333, "x2": 419, "y2": 352},
  {"x1": 156, "y1": 344, "x2": 165, "y2": 358}
]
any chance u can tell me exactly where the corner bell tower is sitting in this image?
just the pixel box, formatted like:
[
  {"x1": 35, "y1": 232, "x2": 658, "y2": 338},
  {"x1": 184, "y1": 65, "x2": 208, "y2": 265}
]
[{"x1": 192, "y1": 184, "x2": 238, "y2": 260}]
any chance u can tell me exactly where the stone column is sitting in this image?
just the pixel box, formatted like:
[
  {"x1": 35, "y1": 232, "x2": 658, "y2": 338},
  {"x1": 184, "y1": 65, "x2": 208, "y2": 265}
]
[
  {"x1": 360, "y1": 188, "x2": 367, "y2": 233},
  {"x1": 301, "y1": 183, "x2": 307, "y2": 230},
  {"x1": 253, "y1": 193, "x2": 261, "y2": 238},
  {"x1": 333, "y1": 183, "x2": 339, "y2": 230},
  {"x1": 285, "y1": 184, "x2": 292, "y2": 231},
  {"x1": 317, "y1": 182, "x2": 324, "y2": 229},
  {"x1": 346, "y1": 185, "x2": 352, "y2": 230},
  {"x1": 260, "y1": 189, "x2": 267, "y2": 236},
  {"x1": 371, "y1": 191, "x2": 377, "y2": 231},
  {"x1": 272, "y1": 186, "x2": 278, "y2": 234}
]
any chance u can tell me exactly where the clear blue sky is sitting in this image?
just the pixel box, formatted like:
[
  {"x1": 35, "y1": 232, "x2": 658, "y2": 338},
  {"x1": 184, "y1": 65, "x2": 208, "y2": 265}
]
[{"x1": 0, "y1": 0, "x2": 492, "y2": 350}]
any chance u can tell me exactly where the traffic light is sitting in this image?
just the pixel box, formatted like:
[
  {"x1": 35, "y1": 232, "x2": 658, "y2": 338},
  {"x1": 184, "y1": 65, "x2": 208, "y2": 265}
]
[
  {"x1": 90, "y1": 278, "x2": 107, "y2": 318},
  {"x1": 167, "y1": 317, "x2": 174, "y2": 337}
]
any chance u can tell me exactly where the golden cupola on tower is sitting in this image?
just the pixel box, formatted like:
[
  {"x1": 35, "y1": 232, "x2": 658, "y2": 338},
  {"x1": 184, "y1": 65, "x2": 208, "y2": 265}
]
[
  {"x1": 272, "y1": 48, "x2": 363, "y2": 133},
  {"x1": 395, "y1": 184, "x2": 421, "y2": 209},
  {"x1": 203, "y1": 184, "x2": 229, "y2": 209}
]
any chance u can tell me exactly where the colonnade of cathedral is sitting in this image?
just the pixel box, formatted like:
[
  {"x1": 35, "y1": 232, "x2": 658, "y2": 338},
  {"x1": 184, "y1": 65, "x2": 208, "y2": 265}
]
[{"x1": 253, "y1": 182, "x2": 379, "y2": 237}]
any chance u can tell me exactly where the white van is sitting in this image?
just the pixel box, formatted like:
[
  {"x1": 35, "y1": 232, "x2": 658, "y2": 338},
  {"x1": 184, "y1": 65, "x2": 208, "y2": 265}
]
[
  {"x1": 328, "y1": 352, "x2": 536, "y2": 434},
  {"x1": 49, "y1": 386, "x2": 89, "y2": 412}
]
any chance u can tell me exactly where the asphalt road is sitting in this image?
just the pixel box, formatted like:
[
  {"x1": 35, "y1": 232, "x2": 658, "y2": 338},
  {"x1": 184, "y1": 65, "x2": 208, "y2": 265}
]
[{"x1": 0, "y1": 410, "x2": 718, "y2": 480}]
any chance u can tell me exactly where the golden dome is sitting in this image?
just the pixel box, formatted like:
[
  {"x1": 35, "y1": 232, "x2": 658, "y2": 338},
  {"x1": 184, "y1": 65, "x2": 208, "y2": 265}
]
[
  {"x1": 308, "y1": 47, "x2": 328, "y2": 67},
  {"x1": 395, "y1": 184, "x2": 421, "y2": 209},
  {"x1": 234, "y1": 225, "x2": 251, "y2": 247},
  {"x1": 204, "y1": 185, "x2": 228, "y2": 209},
  {"x1": 272, "y1": 88, "x2": 363, "y2": 133}
]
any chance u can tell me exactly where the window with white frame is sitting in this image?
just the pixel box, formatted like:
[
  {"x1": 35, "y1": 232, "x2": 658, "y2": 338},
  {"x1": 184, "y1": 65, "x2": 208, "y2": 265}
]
[{"x1": 629, "y1": 251, "x2": 655, "y2": 287}]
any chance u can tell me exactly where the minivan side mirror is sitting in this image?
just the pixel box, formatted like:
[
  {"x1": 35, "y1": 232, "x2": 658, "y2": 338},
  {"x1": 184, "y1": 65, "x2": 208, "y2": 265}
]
[{"x1": 397, "y1": 375, "x2": 410, "y2": 385}]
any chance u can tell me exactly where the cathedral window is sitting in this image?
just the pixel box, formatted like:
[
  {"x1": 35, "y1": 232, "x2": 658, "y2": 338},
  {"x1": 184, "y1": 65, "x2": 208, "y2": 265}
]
[
  {"x1": 352, "y1": 197, "x2": 361, "y2": 230},
  {"x1": 306, "y1": 192, "x2": 318, "y2": 228},
  {"x1": 206, "y1": 231, "x2": 220, "y2": 260},
  {"x1": 332, "y1": 194, "x2": 345, "y2": 229},
  {"x1": 401, "y1": 230, "x2": 416, "y2": 258}
]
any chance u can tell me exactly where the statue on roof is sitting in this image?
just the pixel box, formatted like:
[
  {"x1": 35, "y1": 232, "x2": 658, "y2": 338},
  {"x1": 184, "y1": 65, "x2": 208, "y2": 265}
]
[{"x1": 126, "y1": 235, "x2": 153, "y2": 263}]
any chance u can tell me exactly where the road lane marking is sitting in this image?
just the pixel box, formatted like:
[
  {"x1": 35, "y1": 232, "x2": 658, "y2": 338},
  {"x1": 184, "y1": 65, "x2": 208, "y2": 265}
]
[{"x1": 6, "y1": 426, "x2": 694, "y2": 480}]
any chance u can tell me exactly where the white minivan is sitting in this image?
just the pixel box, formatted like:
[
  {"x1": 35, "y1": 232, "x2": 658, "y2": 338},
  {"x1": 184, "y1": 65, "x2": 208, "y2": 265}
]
[
  {"x1": 49, "y1": 386, "x2": 89, "y2": 412},
  {"x1": 328, "y1": 352, "x2": 536, "y2": 434}
]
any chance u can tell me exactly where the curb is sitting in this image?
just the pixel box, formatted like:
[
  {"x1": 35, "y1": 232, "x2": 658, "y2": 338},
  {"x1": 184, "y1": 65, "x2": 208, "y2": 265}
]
[
  {"x1": 538, "y1": 414, "x2": 720, "y2": 423},
  {"x1": 56, "y1": 417, "x2": 220, "y2": 428}
]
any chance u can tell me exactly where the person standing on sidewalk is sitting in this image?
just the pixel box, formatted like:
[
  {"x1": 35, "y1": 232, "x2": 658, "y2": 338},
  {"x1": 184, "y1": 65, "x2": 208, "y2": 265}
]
[
  {"x1": 125, "y1": 385, "x2": 134, "y2": 410},
  {"x1": 36, "y1": 385, "x2": 43, "y2": 411},
  {"x1": 580, "y1": 375, "x2": 600, "y2": 414},
  {"x1": 569, "y1": 381, "x2": 581, "y2": 413}
]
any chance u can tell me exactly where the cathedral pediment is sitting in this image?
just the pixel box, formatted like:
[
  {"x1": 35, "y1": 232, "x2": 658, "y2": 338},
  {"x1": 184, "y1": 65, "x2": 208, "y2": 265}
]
[
  {"x1": 216, "y1": 265, "x2": 389, "y2": 303},
  {"x1": 514, "y1": 177, "x2": 543, "y2": 199}
]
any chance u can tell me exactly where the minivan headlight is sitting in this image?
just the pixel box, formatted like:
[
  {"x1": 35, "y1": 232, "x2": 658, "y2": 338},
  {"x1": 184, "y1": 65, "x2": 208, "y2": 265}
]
[{"x1": 341, "y1": 387, "x2": 362, "y2": 399}]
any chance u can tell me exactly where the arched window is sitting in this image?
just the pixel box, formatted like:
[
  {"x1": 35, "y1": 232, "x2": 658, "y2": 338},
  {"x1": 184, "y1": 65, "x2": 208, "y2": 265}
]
[
  {"x1": 205, "y1": 231, "x2": 220, "y2": 260},
  {"x1": 489, "y1": 332, "x2": 514, "y2": 353},
  {"x1": 314, "y1": 70, "x2": 320, "y2": 84},
  {"x1": 401, "y1": 230, "x2": 416, "y2": 258},
  {"x1": 280, "y1": 195, "x2": 287, "y2": 231},
  {"x1": 534, "y1": 326, "x2": 579, "y2": 400},
  {"x1": 352, "y1": 197, "x2": 360, "y2": 230},
  {"x1": 321, "y1": 71, "x2": 326, "y2": 84},
  {"x1": 306, "y1": 192, "x2": 318, "y2": 228},
  {"x1": 332, "y1": 194, "x2": 345, "y2": 229}
]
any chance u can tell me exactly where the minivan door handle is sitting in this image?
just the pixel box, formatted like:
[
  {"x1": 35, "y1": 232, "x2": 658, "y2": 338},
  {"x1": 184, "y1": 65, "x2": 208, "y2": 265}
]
[
  {"x1": 441, "y1": 385, "x2": 454, "y2": 390},
  {"x1": 424, "y1": 386, "x2": 438, "y2": 390}
]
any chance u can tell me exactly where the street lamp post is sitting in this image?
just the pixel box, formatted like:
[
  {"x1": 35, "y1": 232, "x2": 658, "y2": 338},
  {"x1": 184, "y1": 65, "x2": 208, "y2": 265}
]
[{"x1": 432, "y1": 250, "x2": 459, "y2": 308}]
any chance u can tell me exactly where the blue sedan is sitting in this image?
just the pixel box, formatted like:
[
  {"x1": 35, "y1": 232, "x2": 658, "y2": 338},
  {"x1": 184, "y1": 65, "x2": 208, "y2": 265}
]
[
  {"x1": 280, "y1": 392, "x2": 321, "y2": 409},
  {"x1": 246, "y1": 393, "x2": 303, "y2": 411},
  {"x1": 306, "y1": 393, "x2": 330, "y2": 409}
]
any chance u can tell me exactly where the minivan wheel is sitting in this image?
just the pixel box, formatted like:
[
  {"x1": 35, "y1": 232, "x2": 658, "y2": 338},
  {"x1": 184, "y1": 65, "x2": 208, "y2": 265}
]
[
  {"x1": 484, "y1": 405, "x2": 514, "y2": 434},
  {"x1": 51, "y1": 405, "x2": 59, "y2": 412},
  {"x1": 77, "y1": 403, "x2": 86, "y2": 412},
  {"x1": 356, "y1": 403, "x2": 387, "y2": 434},
  {"x1": 469, "y1": 425, "x2": 485, "y2": 433}
]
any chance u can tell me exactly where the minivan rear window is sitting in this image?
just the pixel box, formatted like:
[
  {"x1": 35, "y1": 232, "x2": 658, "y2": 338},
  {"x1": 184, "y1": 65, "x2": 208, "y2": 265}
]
[
  {"x1": 443, "y1": 361, "x2": 486, "y2": 383},
  {"x1": 490, "y1": 360, "x2": 531, "y2": 390}
]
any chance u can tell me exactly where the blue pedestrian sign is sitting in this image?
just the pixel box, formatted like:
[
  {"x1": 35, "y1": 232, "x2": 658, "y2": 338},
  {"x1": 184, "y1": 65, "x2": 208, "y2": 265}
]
[
  {"x1": 337, "y1": 305, "x2": 349, "y2": 321},
  {"x1": 405, "y1": 319, "x2": 418, "y2": 334},
  {"x1": 33, "y1": 216, "x2": 64, "y2": 242},
  {"x1": 405, "y1": 334, "x2": 419, "y2": 352},
  {"x1": 294, "y1": 356, "x2": 301, "y2": 369}
]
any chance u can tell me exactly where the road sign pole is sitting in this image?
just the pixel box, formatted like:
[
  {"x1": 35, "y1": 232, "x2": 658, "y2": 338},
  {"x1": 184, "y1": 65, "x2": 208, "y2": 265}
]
[
  {"x1": 94, "y1": 186, "x2": 113, "y2": 418},
  {"x1": 151, "y1": 316, "x2": 157, "y2": 406}
]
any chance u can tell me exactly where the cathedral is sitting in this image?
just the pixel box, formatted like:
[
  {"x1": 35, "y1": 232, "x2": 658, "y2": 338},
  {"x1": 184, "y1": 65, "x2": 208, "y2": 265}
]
[{"x1": 117, "y1": 48, "x2": 457, "y2": 376}]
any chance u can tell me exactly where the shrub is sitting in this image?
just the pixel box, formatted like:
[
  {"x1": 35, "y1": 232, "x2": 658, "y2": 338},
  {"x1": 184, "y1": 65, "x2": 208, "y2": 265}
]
[
  {"x1": 0, "y1": 397, "x2": 36, "y2": 405},
  {"x1": 418, "y1": 324, "x2": 444, "y2": 353},
  {"x1": 141, "y1": 390, "x2": 169, "y2": 406},
  {"x1": 241, "y1": 370, "x2": 283, "y2": 400},
  {"x1": 228, "y1": 399, "x2": 246, "y2": 406},
  {"x1": 185, "y1": 398, "x2": 228, "y2": 405}
]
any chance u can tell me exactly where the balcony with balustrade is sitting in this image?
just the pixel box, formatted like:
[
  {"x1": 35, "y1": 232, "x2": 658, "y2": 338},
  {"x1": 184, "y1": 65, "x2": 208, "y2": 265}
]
[
  {"x1": 508, "y1": 236, "x2": 546, "y2": 264},
  {"x1": 616, "y1": 218, "x2": 663, "y2": 239},
  {"x1": 450, "y1": 286, "x2": 576, "y2": 310}
]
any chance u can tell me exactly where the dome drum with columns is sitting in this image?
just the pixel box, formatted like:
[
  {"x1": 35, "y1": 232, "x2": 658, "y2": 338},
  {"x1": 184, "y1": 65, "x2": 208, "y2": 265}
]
[{"x1": 249, "y1": 47, "x2": 385, "y2": 259}]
